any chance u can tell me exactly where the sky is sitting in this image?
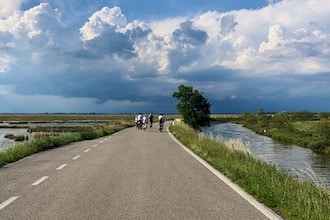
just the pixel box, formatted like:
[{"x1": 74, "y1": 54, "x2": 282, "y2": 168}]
[{"x1": 0, "y1": 0, "x2": 329, "y2": 114}]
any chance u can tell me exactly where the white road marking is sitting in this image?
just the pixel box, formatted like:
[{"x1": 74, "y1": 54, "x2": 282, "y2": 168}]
[
  {"x1": 99, "y1": 141, "x2": 104, "y2": 144},
  {"x1": 92, "y1": 144, "x2": 98, "y2": 148},
  {"x1": 0, "y1": 196, "x2": 19, "y2": 210},
  {"x1": 56, "y1": 164, "x2": 68, "y2": 170},
  {"x1": 167, "y1": 126, "x2": 283, "y2": 220},
  {"x1": 32, "y1": 176, "x2": 49, "y2": 186},
  {"x1": 104, "y1": 138, "x2": 108, "y2": 141},
  {"x1": 72, "y1": 155, "x2": 81, "y2": 160},
  {"x1": 84, "y1": 149, "x2": 91, "y2": 153}
]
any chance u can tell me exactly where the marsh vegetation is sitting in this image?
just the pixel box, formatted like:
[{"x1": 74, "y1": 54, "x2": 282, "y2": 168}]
[
  {"x1": 213, "y1": 111, "x2": 330, "y2": 155},
  {"x1": 0, "y1": 114, "x2": 134, "y2": 166},
  {"x1": 170, "y1": 120, "x2": 330, "y2": 220}
]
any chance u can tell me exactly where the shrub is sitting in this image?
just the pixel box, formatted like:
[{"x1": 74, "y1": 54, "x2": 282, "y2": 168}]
[{"x1": 0, "y1": 124, "x2": 131, "y2": 167}]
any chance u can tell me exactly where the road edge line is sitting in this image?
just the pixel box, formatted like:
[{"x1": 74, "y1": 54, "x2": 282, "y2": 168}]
[{"x1": 167, "y1": 125, "x2": 283, "y2": 220}]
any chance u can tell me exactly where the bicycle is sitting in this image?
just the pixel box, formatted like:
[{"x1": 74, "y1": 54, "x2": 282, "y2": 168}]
[{"x1": 159, "y1": 122, "x2": 164, "y2": 132}]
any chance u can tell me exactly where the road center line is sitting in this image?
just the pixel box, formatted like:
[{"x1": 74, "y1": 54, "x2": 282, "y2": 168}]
[
  {"x1": 56, "y1": 164, "x2": 68, "y2": 170},
  {"x1": 72, "y1": 155, "x2": 81, "y2": 160},
  {"x1": 0, "y1": 196, "x2": 19, "y2": 210},
  {"x1": 84, "y1": 149, "x2": 91, "y2": 153},
  {"x1": 32, "y1": 176, "x2": 49, "y2": 186},
  {"x1": 92, "y1": 144, "x2": 98, "y2": 148},
  {"x1": 99, "y1": 141, "x2": 104, "y2": 144}
]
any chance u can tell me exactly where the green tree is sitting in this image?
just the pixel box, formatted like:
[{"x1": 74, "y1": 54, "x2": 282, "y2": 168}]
[{"x1": 172, "y1": 84, "x2": 211, "y2": 129}]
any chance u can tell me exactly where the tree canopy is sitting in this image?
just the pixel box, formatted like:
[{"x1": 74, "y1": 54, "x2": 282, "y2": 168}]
[{"x1": 172, "y1": 84, "x2": 211, "y2": 129}]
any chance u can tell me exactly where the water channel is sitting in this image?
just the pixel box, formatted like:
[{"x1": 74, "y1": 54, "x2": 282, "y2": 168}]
[
  {"x1": 0, "y1": 122, "x2": 98, "y2": 151},
  {"x1": 203, "y1": 123, "x2": 330, "y2": 189},
  {"x1": 0, "y1": 128, "x2": 28, "y2": 151}
]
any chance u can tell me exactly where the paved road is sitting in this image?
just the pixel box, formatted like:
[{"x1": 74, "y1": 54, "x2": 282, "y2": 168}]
[{"x1": 0, "y1": 122, "x2": 282, "y2": 219}]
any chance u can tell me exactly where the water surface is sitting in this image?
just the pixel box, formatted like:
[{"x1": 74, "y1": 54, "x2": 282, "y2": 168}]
[
  {"x1": 203, "y1": 123, "x2": 330, "y2": 188},
  {"x1": 0, "y1": 128, "x2": 27, "y2": 151}
]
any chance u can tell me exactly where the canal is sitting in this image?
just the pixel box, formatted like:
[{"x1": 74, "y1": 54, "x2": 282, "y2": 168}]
[
  {"x1": 0, "y1": 122, "x2": 98, "y2": 151},
  {"x1": 203, "y1": 123, "x2": 330, "y2": 188}
]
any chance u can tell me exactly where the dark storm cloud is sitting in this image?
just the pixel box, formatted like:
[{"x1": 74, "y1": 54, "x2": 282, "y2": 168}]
[
  {"x1": 220, "y1": 14, "x2": 237, "y2": 35},
  {"x1": 0, "y1": 1, "x2": 329, "y2": 113},
  {"x1": 167, "y1": 20, "x2": 209, "y2": 72},
  {"x1": 84, "y1": 26, "x2": 135, "y2": 59},
  {"x1": 125, "y1": 26, "x2": 152, "y2": 40},
  {"x1": 174, "y1": 67, "x2": 237, "y2": 82},
  {"x1": 167, "y1": 48, "x2": 200, "y2": 72},
  {"x1": 172, "y1": 20, "x2": 208, "y2": 45}
]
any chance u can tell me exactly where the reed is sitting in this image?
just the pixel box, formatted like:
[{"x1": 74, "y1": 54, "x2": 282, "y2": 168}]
[
  {"x1": 0, "y1": 123, "x2": 132, "y2": 167},
  {"x1": 170, "y1": 120, "x2": 330, "y2": 220}
]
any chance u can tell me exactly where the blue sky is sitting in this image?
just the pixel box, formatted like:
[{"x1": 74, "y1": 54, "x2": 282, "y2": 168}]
[{"x1": 0, "y1": 0, "x2": 329, "y2": 114}]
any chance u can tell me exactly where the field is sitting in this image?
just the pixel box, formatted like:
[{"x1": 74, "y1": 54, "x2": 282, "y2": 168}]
[
  {"x1": 0, "y1": 113, "x2": 135, "y2": 124},
  {"x1": 293, "y1": 121, "x2": 318, "y2": 132},
  {"x1": 0, "y1": 114, "x2": 137, "y2": 167},
  {"x1": 0, "y1": 113, "x2": 180, "y2": 124}
]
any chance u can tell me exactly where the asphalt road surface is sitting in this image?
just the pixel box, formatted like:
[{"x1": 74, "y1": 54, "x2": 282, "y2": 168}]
[{"x1": 0, "y1": 122, "x2": 282, "y2": 219}]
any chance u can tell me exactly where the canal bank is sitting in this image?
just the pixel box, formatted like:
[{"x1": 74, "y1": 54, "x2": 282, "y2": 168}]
[
  {"x1": 170, "y1": 121, "x2": 330, "y2": 220},
  {"x1": 203, "y1": 123, "x2": 330, "y2": 188}
]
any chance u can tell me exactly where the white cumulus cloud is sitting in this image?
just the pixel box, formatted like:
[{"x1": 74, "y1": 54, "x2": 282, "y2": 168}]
[
  {"x1": 0, "y1": 0, "x2": 23, "y2": 19},
  {"x1": 0, "y1": 0, "x2": 329, "y2": 113},
  {"x1": 80, "y1": 6, "x2": 127, "y2": 41}
]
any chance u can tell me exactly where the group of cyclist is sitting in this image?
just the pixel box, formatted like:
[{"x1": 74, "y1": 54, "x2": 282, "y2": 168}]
[{"x1": 135, "y1": 113, "x2": 165, "y2": 132}]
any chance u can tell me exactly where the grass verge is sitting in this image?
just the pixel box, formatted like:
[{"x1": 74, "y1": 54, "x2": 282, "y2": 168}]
[
  {"x1": 0, "y1": 124, "x2": 132, "y2": 167},
  {"x1": 169, "y1": 120, "x2": 330, "y2": 220}
]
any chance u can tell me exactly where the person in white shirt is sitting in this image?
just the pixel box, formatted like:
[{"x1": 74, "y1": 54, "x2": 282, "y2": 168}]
[
  {"x1": 158, "y1": 114, "x2": 164, "y2": 132},
  {"x1": 142, "y1": 114, "x2": 147, "y2": 131},
  {"x1": 137, "y1": 113, "x2": 143, "y2": 130}
]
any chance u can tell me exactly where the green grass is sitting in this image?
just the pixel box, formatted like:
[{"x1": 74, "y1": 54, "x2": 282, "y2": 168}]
[
  {"x1": 293, "y1": 121, "x2": 317, "y2": 132},
  {"x1": 170, "y1": 120, "x2": 330, "y2": 220},
  {"x1": 0, "y1": 113, "x2": 134, "y2": 122},
  {"x1": 0, "y1": 123, "x2": 132, "y2": 167},
  {"x1": 233, "y1": 114, "x2": 330, "y2": 155}
]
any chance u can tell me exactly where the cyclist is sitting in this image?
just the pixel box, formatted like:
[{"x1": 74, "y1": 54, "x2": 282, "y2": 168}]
[
  {"x1": 148, "y1": 113, "x2": 154, "y2": 128},
  {"x1": 142, "y1": 114, "x2": 148, "y2": 131},
  {"x1": 158, "y1": 114, "x2": 164, "y2": 132},
  {"x1": 137, "y1": 113, "x2": 143, "y2": 130}
]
